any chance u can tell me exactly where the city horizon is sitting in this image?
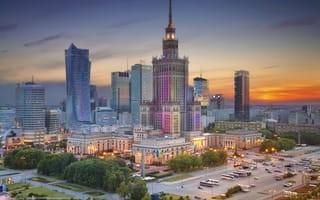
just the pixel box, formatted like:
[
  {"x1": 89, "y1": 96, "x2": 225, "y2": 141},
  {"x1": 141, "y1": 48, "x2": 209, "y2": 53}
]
[{"x1": 0, "y1": 0, "x2": 320, "y2": 106}]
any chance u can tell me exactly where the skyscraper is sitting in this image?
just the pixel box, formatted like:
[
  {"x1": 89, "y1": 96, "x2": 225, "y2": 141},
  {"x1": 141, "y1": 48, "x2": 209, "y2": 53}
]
[
  {"x1": 111, "y1": 71, "x2": 130, "y2": 113},
  {"x1": 140, "y1": 0, "x2": 201, "y2": 135},
  {"x1": 209, "y1": 94, "x2": 224, "y2": 110},
  {"x1": 193, "y1": 77, "x2": 209, "y2": 107},
  {"x1": 65, "y1": 43, "x2": 92, "y2": 128},
  {"x1": 45, "y1": 109, "x2": 61, "y2": 134},
  {"x1": 0, "y1": 107, "x2": 15, "y2": 129},
  {"x1": 90, "y1": 85, "x2": 98, "y2": 111},
  {"x1": 16, "y1": 81, "x2": 46, "y2": 144},
  {"x1": 234, "y1": 70, "x2": 250, "y2": 121},
  {"x1": 153, "y1": 0, "x2": 189, "y2": 132},
  {"x1": 130, "y1": 64, "x2": 153, "y2": 125}
]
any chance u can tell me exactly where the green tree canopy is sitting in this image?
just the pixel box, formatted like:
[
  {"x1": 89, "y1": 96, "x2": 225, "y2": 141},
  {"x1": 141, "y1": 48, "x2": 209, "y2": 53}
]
[
  {"x1": 117, "y1": 179, "x2": 148, "y2": 200},
  {"x1": 37, "y1": 153, "x2": 77, "y2": 177},
  {"x1": 64, "y1": 157, "x2": 131, "y2": 192},
  {"x1": 167, "y1": 155, "x2": 202, "y2": 172},
  {"x1": 4, "y1": 148, "x2": 45, "y2": 169}
]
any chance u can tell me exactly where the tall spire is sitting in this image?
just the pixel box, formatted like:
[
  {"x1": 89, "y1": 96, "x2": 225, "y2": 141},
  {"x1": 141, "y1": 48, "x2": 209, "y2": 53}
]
[
  {"x1": 169, "y1": 0, "x2": 172, "y2": 25},
  {"x1": 167, "y1": 0, "x2": 174, "y2": 28}
]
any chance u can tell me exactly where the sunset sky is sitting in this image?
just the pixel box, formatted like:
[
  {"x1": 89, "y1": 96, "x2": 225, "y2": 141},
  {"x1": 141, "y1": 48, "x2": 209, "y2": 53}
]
[{"x1": 0, "y1": 0, "x2": 319, "y2": 105}]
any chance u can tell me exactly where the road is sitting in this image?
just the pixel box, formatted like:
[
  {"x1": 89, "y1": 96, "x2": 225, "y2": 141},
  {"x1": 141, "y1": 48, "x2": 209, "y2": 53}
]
[{"x1": 147, "y1": 149, "x2": 319, "y2": 200}]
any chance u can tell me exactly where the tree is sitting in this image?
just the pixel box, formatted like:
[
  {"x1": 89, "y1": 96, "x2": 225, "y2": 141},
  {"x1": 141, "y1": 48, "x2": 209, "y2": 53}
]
[
  {"x1": 37, "y1": 153, "x2": 77, "y2": 177},
  {"x1": 4, "y1": 148, "x2": 45, "y2": 169},
  {"x1": 116, "y1": 181, "x2": 131, "y2": 200},
  {"x1": 259, "y1": 129, "x2": 274, "y2": 139},
  {"x1": 259, "y1": 138, "x2": 295, "y2": 153},
  {"x1": 130, "y1": 179, "x2": 148, "y2": 200},
  {"x1": 64, "y1": 157, "x2": 132, "y2": 193}
]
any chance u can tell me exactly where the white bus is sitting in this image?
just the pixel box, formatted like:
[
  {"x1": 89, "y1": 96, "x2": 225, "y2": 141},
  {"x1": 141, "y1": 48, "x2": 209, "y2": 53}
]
[
  {"x1": 208, "y1": 179, "x2": 220, "y2": 185},
  {"x1": 200, "y1": 180, "x2": 215, "y2": 187},
  {"x1": 221, "y1": 174, "x2": 234, "y2": 180}
]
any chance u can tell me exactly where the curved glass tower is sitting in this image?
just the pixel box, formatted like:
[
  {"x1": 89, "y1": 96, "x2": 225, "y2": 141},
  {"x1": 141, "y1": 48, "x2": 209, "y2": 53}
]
[{"x1": 65, "y1": 43, "x2": 92, "y2": 128}]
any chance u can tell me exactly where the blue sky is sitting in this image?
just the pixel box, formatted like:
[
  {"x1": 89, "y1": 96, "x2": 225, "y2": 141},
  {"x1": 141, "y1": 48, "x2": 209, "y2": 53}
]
[{"x1": 0, "y1": 0, "x2": 320, "y2": 105}]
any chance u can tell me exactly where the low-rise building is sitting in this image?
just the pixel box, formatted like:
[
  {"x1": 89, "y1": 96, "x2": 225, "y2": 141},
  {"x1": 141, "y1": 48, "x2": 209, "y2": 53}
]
[
  {"x1": 203, "y1": 130, "x2": 263, "y2": 150},
  {"x1": 67, "y1": 131, "x2": 133, "y2": 155},
  {"x1": 275, "y1": 123, "x2": 320, "y2": 133},
  {"x1": 132, "y1": 137, "x2": 191, "y2": 164},
  {"x1": 215, "y1": 121, "x2": 265, "y2": 131}
]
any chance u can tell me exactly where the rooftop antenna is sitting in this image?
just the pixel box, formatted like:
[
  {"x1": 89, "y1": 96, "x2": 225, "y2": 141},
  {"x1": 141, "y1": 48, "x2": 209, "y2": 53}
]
[{"x1": 32, "y1": 75, "x2": 34, "y2": 83}]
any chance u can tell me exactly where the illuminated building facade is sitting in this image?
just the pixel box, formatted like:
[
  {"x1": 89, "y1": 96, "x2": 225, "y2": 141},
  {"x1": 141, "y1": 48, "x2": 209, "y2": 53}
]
[
  {"x1": 140, "y1": 0, "x2": 201, "y2": 135},
  {"x1": 203, "y1": 130, "x2": 263, "y2": 150},
  {"x1": 132, "y1": 137, "x2": 191, "y2": 164},
  {"x1": 67, "y1": 132, "x2": 133, "y2": 155},
  {"x1": 234, "y1": 70, "x2": 250, "y2": 121},
  {"x1": 65, "y1": 43, "x2": 92, "y2": 128}
]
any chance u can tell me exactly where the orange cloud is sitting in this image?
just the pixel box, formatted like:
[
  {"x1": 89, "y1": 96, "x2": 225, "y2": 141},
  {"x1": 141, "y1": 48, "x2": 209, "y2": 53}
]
[{"x1": 251, "y1": 81, "x2": 320, "y2": 103}]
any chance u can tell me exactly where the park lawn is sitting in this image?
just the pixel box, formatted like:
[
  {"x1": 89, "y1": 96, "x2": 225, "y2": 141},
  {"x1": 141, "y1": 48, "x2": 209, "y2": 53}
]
[
  {"x1": 20, "y1": 186, "x2": 73, "y2": 198},
  {"x1": 164, "y1": 174, "x2": 192, "y2": 182},
  {"x1": 30, "y1": 177, "x2": 54, "y2": 183},
  {"x1": 53, "y1": 182, "x2": 85, "y2": 192},
  {"x1": 7, "y1": 183, "x2": 30, "y2": 191}
]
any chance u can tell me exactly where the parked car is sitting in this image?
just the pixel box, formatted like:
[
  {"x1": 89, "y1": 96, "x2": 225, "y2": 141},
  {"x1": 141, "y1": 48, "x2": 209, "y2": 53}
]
[{"x1": 284, "y1": 182, "x2": 293, "y2": 187}]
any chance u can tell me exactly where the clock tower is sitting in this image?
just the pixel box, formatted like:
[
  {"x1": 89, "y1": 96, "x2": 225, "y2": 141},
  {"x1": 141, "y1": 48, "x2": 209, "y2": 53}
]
[{"x1": 163, "y1": 0, "x2": 178, "y2": 59}]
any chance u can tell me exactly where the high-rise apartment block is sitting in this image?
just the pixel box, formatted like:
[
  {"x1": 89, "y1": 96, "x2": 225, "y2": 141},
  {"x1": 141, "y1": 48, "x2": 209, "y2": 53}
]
[
  {"x1": 16, "y1": 81, "x2": 46, "y2": 144},
  {"x1": 65, "y1": 43, "x2": 92, "y2": 128},
  {"x1": 130, "y1": 64, "x2": 153, "y2": 125},
  {"x1": 234, "y1": 70, "x2": 250, "y2": 121},
  {"x1": 111, "y1": 71, "x2": 130, "y2": 113}
]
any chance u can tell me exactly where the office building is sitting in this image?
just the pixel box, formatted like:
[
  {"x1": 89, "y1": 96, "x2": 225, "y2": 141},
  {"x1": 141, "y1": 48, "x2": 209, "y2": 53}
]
[
  {"x1": 234, "y1": 70, "x2": 250, "y2": 121},
  {"x1": 98, "y1": 97, "x2": 108, "y2": 107},
  {"x1": 111, "y1": 71, "x2": 130, "y2": 113},
  {"x1": 90, "y1": 85, "x2": 98, "y2": 111},
  {"x1": 130, "y1": 64, "x2": 153, "y2": 125},
  {"x1": 94, "y1": 107, "x2": 117, "y2": 126},
  {"x1": 209, "y1": 94, "x2": 224, "y2": 110},
  {"x1": 193, "y1": 77, "x2": 209, "y2": 107},
  {"x1": 65, "y1": 43, "x2": 92, "y2": 128},
  {"x1": 16, "y1": 81, "x2": 46, "y2": 144},
  {"x1": 0, "y1": 107, "x2": 15, "y2": 129},
  {"x1": 45, "y1": 109, "x2": 61, "y2": 134}
]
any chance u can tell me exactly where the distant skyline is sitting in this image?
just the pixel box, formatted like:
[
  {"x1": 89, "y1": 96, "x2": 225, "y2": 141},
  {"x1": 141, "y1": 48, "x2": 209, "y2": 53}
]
[{"x1": 0, "y1": 0, "x2": 320, "y2": 105}]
